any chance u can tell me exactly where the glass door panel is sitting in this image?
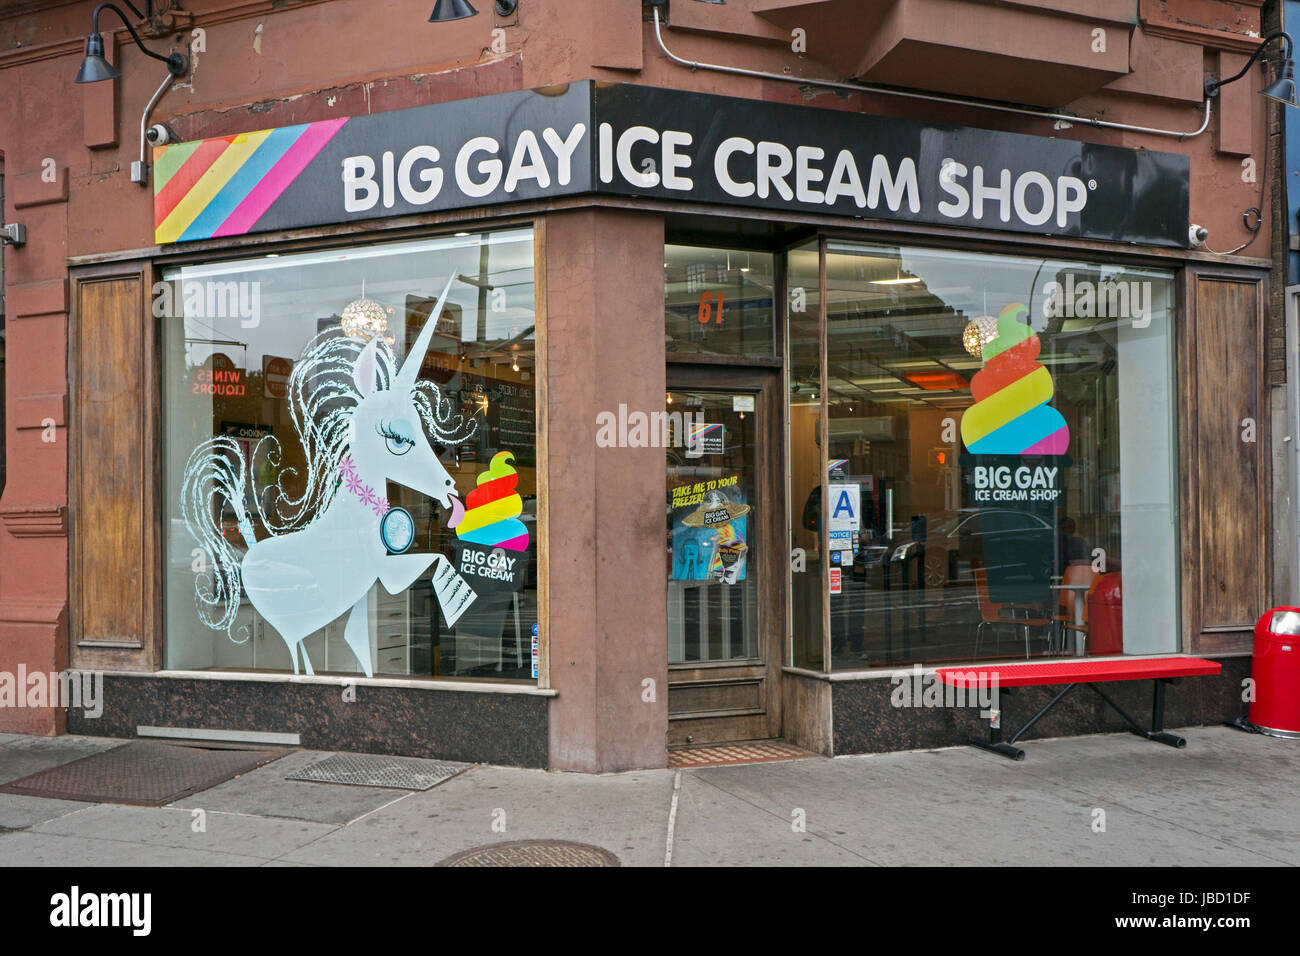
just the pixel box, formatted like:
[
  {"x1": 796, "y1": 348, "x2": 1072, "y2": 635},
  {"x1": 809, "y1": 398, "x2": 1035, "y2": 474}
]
[{"x1": 666, "y1": 390, "x2": 760, "y2": 664}]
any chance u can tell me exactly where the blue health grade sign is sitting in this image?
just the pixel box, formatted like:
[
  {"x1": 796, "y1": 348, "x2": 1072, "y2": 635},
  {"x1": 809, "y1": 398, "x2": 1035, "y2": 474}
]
[{"x1": 154, "y1": 81, "x2": 1190, "y2": 247}]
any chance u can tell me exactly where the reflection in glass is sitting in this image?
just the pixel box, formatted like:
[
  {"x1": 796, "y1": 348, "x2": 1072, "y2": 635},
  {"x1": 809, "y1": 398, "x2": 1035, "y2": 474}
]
[{"x1": 664, "y1": 245, "x2": 776, "y2": 358}]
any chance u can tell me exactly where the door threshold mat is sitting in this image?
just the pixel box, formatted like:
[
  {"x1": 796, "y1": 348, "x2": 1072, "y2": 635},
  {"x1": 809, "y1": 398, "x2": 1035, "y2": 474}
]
[
  {"x1": 285, "y1": 753, "x2": 471, "y2": 791},
  {"x1": 0, "y1": 741, "x2": 288, "y2": 807},
  {"x1": 668, "y1": 740, "x2": 816, "y2": 769}
]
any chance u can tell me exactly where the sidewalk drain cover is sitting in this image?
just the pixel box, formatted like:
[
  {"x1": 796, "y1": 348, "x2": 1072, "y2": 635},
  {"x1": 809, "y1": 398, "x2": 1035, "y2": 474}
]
[
  {"x1": 286, "y1": 753, "x2": 470, "y2": 791},
  {"x1": 437, "y1": 840, "x2": 620, "y2": 867},
  {"x1": 0, "y1": 741, "x2": 286, "y2": 807}
]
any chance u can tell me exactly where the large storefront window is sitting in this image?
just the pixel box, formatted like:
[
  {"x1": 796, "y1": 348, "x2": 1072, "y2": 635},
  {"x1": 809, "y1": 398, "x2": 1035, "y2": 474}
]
[
  {"x1": 791, "y1": 239, "x2": 1179, "y2": 668},
  {"x1": 162, "y1": 228, "x2": 538, "y2": 681}
]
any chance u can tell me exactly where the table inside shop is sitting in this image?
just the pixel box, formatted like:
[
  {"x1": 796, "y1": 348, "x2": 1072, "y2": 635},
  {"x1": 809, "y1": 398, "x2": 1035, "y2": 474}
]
[{"x1": 1048, "y1": 582, "x2": 1092, "y2": 654}]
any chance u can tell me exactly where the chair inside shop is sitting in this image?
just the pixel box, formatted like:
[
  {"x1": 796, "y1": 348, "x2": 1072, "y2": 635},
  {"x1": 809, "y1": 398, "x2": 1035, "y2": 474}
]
[{"x1": 973, "y1": 565, "x2": 1052, "y2": 659}]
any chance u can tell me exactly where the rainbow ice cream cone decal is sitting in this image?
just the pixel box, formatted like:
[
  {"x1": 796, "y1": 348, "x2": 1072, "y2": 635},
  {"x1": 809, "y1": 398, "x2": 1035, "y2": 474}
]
[
  {"x1": 960, "y1": 303, "x2": 1069, "y2": 455},
  {"x1": 455, "y1": 451, "x2": 529, "y2": 552}
]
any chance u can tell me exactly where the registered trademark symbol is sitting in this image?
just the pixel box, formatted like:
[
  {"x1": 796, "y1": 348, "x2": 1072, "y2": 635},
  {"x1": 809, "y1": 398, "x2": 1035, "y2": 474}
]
[{"x1": 1088, "y1": 179, "x2": 1097, "y2": 190}]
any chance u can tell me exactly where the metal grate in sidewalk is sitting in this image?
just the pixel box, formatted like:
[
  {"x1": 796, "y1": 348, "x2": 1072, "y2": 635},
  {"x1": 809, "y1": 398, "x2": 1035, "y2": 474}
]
[
  {"x1": 0, "y1": 741, "x2": 287, "y2": 807},
  {"x1": 286, "y1": 752, "x2": 470, "y2": 791}
]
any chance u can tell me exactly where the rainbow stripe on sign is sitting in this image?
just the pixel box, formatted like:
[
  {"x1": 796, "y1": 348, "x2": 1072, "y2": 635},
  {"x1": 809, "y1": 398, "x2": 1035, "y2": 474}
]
[{"x1": 153, "y1": 118, "x2": 348, "y2": 244}]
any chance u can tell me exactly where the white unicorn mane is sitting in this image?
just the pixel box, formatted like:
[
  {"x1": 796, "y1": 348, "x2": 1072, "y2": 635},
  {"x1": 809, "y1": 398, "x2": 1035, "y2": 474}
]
[{"x1": 251, "y1": 328, "x2": 476, "y2": 535}]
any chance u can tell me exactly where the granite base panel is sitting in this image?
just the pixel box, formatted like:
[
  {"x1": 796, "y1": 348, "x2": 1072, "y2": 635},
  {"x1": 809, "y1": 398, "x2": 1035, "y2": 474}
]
[
  {"x1": 831, "y1": 657, "x2": 1252, "y2": 755},
  {"x1": 67, "y1": 675, "x2": 549, "y2": 768}
]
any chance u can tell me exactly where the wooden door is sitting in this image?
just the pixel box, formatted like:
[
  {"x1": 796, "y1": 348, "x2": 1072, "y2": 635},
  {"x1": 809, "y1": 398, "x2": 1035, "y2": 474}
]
[{"x1": 666, "y1": 366, "x2": 783, "y2": 746}]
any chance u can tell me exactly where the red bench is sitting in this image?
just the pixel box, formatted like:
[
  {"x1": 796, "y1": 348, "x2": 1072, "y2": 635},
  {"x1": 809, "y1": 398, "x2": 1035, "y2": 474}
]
[{"x1": 935, "y1": 657, "x2": 1222, "y2": 761}]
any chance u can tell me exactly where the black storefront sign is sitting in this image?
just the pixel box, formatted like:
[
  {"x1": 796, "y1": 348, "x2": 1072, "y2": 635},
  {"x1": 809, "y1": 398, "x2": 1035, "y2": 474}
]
[
  {"x1": 162, "y1": 82, "x2": 1190, "y2": 247},
  {"x1": 592, "y1": 85, "x2": 1189, "y2": 247}
]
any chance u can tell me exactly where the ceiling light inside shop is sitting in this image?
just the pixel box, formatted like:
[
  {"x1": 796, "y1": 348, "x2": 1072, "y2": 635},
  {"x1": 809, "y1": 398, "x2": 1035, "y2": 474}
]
[
  {"x1": 851, "y1": 376, "x2": 907, "y2": 386},
  {"x1": 904, "y1": 370, "x2": 969, "y2": 391},
  {"x1": 341, "y1": 290, "x2": 393, "y2": 345},
  {"x1": 962, "y1": 315, "x2": 998, "y2": 356}
]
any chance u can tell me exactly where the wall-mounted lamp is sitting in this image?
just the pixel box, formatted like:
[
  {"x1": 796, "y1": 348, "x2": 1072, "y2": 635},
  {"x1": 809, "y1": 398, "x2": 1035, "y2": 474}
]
[
  {"x1": 75, "y1": 3, "x2": 189, "y2": 186},
  {"x1": 429, "y1": 0, "x2": 517, "y2": 19},
  {"x1": 1205, "y1": 31, "x2": 1298, "y2": 107},
  {"x1": 75, "y1": 3, "x2": 186, "y2": 85},
  {"x1": 1, "y1": 223, "x2": 27, "y2": 247},
  {"x1": 429, "y1": 0, "x2": 478, "y2": 21}
]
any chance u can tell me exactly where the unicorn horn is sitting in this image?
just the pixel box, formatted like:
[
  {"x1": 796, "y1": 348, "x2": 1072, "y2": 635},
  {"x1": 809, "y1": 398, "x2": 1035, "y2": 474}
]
[{"x1": 395, "y1": 274, "x2": 458, "y2": 389}]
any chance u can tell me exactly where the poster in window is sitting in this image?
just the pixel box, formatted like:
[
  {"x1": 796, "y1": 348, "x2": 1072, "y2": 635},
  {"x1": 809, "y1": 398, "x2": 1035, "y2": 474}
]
[{"x1": 669, "y1": 476, "x2": 750, "y2": 584}]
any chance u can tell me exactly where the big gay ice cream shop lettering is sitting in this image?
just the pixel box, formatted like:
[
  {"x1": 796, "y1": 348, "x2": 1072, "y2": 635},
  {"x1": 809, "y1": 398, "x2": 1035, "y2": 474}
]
[{"x1": 154, "y1": 84, "x2": 1186, "y2": 246}]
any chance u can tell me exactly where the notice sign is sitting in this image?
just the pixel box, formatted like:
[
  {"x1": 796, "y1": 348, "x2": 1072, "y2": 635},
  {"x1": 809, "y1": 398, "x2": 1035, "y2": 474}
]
[
  {"x1": 531, "y1": 623, "x2": 539, "y2": 679},
  {"x1": 688, "y1": 422, "x2": 724, "y2": 455},
  {"x1": 829, "y1": 567, "x2": 842, "y2": 595},
  {"x1": 827, "y1": 482, "x2": 862, "y2": 533}
]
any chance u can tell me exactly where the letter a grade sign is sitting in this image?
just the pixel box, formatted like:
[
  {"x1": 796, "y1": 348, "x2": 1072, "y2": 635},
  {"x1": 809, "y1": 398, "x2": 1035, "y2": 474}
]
[{"x1": 828, "y1": 482, "x2": 861, "y2": 534}]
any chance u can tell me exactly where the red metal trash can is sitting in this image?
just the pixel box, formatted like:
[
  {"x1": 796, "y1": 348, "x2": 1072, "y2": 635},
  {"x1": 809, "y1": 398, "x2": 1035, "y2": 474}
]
[
  {"x1": 1250, "y1": 608, "x2": 1300, "y2": 738},
  {"x1": 1087, "y1": 573, "x2": 1123, "y2": 655}
]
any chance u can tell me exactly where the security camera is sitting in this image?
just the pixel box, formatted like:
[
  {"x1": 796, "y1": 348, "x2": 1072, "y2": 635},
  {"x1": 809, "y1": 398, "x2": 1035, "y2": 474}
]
[
  {"x1": 1189, "y1": 224, "x2": 1209, "y2": 246},
  {"x1": 145, "y1": 124, "x2": 177, "y2": 147}
]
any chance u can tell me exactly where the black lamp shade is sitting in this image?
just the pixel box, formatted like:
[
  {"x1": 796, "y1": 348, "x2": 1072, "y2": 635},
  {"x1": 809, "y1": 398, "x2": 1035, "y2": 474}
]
[
  {"x1": 429, "y1": 0, "x2": 478, "y2": 21},
  {"x1": 1261, "y1": 59, "x2": 1299, "y2": 107},
  {"x1": 75, "y1": 33, "x2": 119, "y2": 84}
]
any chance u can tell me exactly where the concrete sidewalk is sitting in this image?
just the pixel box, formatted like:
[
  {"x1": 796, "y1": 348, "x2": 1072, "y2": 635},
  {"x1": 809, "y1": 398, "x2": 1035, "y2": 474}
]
[{"x1": 0, "y1": 727, "x2": 1295, "y2": 866}]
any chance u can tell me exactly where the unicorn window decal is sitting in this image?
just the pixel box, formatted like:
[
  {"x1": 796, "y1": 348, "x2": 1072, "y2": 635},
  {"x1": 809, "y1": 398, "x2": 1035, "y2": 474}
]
[{"x1": 180, "y1": 276, "x2": 478, "y2": 678}]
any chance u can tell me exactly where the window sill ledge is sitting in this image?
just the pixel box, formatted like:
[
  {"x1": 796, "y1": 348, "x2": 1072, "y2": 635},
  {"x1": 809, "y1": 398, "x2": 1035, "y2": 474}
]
[{"x1": 99, "y1": 669, "x2": 556, "y2": 696}]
